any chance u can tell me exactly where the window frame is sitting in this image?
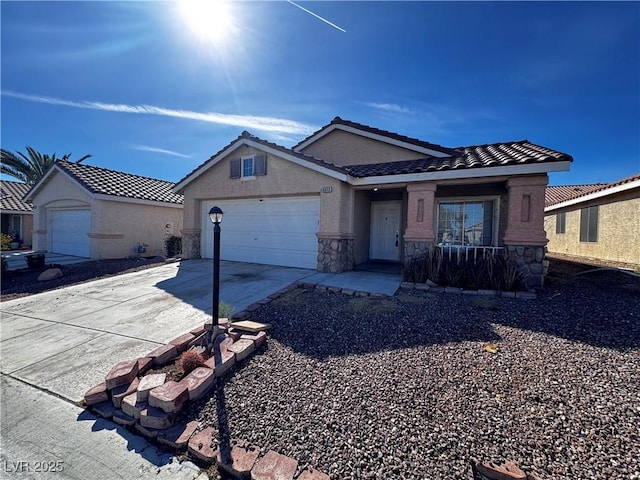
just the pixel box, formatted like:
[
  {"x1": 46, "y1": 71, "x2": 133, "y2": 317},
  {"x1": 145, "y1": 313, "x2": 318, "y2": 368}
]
[
  {"x1": 435, "y1": 195, "x2": 500, "y2": 247},
  {"x1": 241, "y1": 155, "x2": 255, "y2": 180},
  {"x1": 555, "y1": 212, "x2": 566, "y2": 234},
  {"x1": 579, "y1": 205, "x2": 599, "y2": 243}
]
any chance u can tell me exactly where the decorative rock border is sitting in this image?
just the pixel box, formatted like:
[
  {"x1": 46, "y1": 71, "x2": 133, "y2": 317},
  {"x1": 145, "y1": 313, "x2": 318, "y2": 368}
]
[
  {"x1": 82, "y1": 316, "x2": 328, "y2": 480},
  {"x1": 399, "y1": 281, "x2": 538, "y2": 300}
]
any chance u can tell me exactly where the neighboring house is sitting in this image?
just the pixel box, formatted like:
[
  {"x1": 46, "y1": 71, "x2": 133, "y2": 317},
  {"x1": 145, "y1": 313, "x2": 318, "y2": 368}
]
[
  {"x1": 545, "y1": 174, "x2": 640, "y2": 267},
  {"x1": 24, "y1": 160, "x2": 184, "y2": 259},
  {"x1": 174, "y1": 117, "x2": 572, "y2": 289},
  {"x1": 1, "y1": 180, "x2": 34, "y2": 247}
]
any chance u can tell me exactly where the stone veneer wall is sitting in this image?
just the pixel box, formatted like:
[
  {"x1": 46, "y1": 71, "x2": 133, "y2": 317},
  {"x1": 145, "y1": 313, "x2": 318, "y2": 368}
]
[
  {"x1": 317, "y1": 238, "x2": 354, "y2": 273},
  {"x1": 403, "y1": 240, "x2": 434, "y2": 264},
  {"x1": 506, "y1": 245, "x2": 545, "y2": 290},
  {"x1": 182, "y1": 231, "x2": 201, "y2": 259}
]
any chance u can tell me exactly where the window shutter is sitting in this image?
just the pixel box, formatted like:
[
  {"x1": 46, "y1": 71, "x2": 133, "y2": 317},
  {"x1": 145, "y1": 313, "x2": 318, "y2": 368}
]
[
  {"x1": 230, "y1": 159, "x2": 241, "y2": 179},
  {"x1": 254, "y1": 154, "x2": 267, "y2": 176}
]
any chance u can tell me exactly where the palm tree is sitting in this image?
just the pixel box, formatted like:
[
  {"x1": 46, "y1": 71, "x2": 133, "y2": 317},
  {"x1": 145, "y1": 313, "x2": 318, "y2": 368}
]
[{"x1": 0, "y1": 147, "x2": 91, "y2": 186}]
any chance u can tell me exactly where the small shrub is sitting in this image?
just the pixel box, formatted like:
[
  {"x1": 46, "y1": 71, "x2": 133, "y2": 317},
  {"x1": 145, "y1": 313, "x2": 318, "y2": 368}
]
[
  {"x1": 219, "y1": 301, "x2": 234, "y2": 319},
  {"x1": 0, "y1": 234, "x2": 12, "y2": 250},
  {"x1": 165, "y1": 235, "x2": 182, "y2": 258},
  {"x1": 178, "y1": 349, "x2": 206, "y2": 375},
  {"x1": 402, "y1": 256, "x2": 427, "y2": 283}
]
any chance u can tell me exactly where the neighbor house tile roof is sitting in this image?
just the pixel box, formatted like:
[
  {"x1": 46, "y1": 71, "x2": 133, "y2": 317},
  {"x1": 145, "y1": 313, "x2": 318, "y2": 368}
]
[
  {"x1": 0, "y1": 180, "x2": 33, "y2": 213},
  {"x1": 55, "y1": 160, "x2": 183, "y2": 204},
  {"x1": 545, "y1": 184, "x2": 606, "y2": 206},
  {"x1": 343, "y1": 140, "x2": 573, "y2": 178},
  {"x1": 294, "y1": 116, "x2": 461, "y2": 156},
  {"x1": 545, "y1": 173, "x2": 640, "y2": 207}
]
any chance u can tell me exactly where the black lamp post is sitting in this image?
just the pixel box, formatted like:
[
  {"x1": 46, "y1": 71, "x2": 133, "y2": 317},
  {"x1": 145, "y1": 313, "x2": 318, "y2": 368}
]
[{"x1": 209, "y1": 206, "x2": 223, "y2": 331}]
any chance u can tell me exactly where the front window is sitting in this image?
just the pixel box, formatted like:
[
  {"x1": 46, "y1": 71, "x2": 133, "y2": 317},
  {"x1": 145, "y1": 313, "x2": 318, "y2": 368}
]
[
  {"x1": 242, "y1": 157, "x2": 254, "y2": 178},
  {"x1": 437, "y1": 200, "x2": 494, "y2": 247}
]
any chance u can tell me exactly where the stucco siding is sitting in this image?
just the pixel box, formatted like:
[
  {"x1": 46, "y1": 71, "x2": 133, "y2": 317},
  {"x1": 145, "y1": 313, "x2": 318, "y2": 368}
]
[
  {"x1": 299, "y1": 130, "x2": 424, "y2": 166},
  {"x1": 545, "y1": 193, "x2": 640, "y2": 266},
  {"x1": 91, "y1": 200, "x2": 183, "y2": 259},
  {"x1": 182, "y1": 148, "x2": 343, "y2": 234}
]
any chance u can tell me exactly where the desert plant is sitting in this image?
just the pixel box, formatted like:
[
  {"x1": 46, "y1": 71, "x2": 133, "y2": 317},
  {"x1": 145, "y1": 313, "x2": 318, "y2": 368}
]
[
  {"x1": 165, "y1": 235, "x2": 182, "y2": 258},
  {"x1": 462, "y1": 254, "x2": 488, "y2": 290},
  {"x1": 402, "y1": 255, "x2": 428, "y2": 283},
  {"x1": 426, "y1": 246, "x2": 443, "y2": 284},
  {"x1": 219, "y1": 301, "x2": 234, "y2": 319},
  {"x1": 178, "y1": 349, "x2": 206, "y2": 375},
  {"x1": 442, "y1": 252, "x2": 463, "y2": 287},
  {"x1": 0, "y1": 234, "x2": 12, "y2": 250},
  {"x1": 1, "y1": 147, "x2": 91, "y2": 185},
  {"x1": 500, "y1": 252, "x2": 522, "y2": 291}
]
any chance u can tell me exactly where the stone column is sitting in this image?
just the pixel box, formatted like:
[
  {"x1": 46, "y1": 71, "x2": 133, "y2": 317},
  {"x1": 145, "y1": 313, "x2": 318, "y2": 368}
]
[
  {"x1": 403, "y1": 183, "x2": 437, "y2": 262},
  {"x1": 503, "y1": 174, "x2": 548, "y2": 289},
  {"x1": 181, "y1": 228, "x2": 201, "y2": 259},
  {"x1": 316, "y1": 234, "x2": 354, "y2": 273}
]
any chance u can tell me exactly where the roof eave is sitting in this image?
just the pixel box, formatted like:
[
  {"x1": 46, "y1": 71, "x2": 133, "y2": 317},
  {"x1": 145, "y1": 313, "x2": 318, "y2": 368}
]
[
  {"x1": 93, "y1": 193, "x2": 184, "y2": 208},
  {"x1": 24, "y1": 163, "x2": 96, "y2": 203},
  {"x1": 350, "y1": 161, "x2": 571, "y2": 186}
]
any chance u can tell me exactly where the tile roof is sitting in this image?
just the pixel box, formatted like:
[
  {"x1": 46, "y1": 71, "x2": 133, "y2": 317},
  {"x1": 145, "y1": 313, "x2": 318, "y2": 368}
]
[
  {"x1": 545, "y1": 173, "x2": 640, "y2": 207},
  {"x1": 344, "y1": 140, "x2": 573, "y2": 178},
  {"x1": 0, "y1": 180, "x2": 33, "y2": 213},
  {"x1": 545, "y1": 184, "x2": 605, "y2": 206},
  {"x1": 175, "y1": 119, "x2": 573, "y2": 189},
  {"x1": 294, "y1": 116, "x2": 461, "y2": 156},
  {"x1": 55, "y1": 160, "x2": 183, "y2": 205}
]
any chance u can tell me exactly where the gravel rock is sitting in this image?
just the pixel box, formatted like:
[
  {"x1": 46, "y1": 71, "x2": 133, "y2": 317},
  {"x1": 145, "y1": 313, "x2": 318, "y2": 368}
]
[{"x1": 189, "y1": 267, "x2": 639, "y2": 480}]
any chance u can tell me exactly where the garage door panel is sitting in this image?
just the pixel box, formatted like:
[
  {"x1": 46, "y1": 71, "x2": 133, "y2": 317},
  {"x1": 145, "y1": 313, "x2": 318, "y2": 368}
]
[
  {"x1": 50, "y1": 210, "x2": 90, "y2": 257},
  {"x1": 202, "y1": 197, "x2": 319, "y2": 269}
]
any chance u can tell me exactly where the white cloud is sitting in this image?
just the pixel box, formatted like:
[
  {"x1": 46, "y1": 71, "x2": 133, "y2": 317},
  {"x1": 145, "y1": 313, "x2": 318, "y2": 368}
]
[
  {"x1": 365, "y1": 102, "x2": 412, "y2": 114},
  {"x1": 1, "y1": 90, "x2": 317, "y2": 136},
  {"x1": 130, "y1": 145, "x2": 192, "y2": 158}
]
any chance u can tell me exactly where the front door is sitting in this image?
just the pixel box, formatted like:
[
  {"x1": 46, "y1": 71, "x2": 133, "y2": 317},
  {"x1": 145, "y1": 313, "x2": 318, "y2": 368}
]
[{"x1": 370, "y1": 201, "x2": 401, "y2": 261}]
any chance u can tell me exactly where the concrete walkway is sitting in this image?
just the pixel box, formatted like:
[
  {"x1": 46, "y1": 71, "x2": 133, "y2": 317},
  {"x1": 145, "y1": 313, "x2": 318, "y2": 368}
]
[{"x1": 0, "y1": 259, "x2": 401, "y2": 478}]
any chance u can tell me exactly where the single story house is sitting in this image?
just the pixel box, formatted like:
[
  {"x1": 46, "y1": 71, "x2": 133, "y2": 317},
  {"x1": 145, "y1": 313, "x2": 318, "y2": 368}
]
[
  {"x1": 174, "y1": 117, "x2": 572, "y2": 289},
  {"x1": 24, "y1": 160, "x2": 184, "y2": 259},
  {"x1": 1, "y1": 180, "x2": 34, "y2": 247},
  {"x1": 545, "y1": 173, "x2": 640, "y2": 268}
]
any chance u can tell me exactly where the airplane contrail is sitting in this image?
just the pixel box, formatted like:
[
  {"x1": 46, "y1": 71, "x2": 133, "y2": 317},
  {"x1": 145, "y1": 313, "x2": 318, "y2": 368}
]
[
  {"x1": 1, "y1": 90, "x2": 316, "y2": 135},
  {"x1": 287, "y1": 0, "x2": 346, "y2": 33}
]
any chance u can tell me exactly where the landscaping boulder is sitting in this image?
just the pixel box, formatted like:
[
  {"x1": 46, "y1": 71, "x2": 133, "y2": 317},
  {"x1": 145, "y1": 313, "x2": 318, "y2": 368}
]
[{"x1": 37, "y1": 268, "x2": 63, "y2": 282}]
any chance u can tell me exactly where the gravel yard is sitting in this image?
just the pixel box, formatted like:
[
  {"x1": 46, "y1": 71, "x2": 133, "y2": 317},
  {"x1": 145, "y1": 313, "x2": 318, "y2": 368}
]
[{"x1": 188, "y1": 264, "x2": 639, "y2": 480}]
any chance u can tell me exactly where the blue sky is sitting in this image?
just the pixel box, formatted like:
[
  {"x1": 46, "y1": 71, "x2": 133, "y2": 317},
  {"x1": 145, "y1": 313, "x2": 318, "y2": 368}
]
[{"x1": 1, "y1": 1, "x2": 638, "y2": 186}]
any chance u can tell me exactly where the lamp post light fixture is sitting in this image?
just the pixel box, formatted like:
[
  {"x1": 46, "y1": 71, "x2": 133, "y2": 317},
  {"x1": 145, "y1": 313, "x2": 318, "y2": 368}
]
[{"x1": 209, "y1": 206, "x2": 223, "y2": 335}]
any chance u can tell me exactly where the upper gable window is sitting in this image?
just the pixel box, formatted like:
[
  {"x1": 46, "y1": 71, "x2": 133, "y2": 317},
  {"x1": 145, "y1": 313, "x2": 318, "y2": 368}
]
[
  {"x1": 230, "y1": 154, "x2": 267, "y2": 179},
  {"x1": 242, "y1": 157, "x2": 254, "y2": 178}
]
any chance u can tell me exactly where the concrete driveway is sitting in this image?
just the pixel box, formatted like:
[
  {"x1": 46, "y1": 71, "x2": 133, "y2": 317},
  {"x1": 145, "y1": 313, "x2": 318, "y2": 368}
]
[
  {"x1": 1, "y1": 259, "x2": 400, "y2": 479},
  {"x1": 1, "y1": 259, "x2": 400, "y2": 401}
]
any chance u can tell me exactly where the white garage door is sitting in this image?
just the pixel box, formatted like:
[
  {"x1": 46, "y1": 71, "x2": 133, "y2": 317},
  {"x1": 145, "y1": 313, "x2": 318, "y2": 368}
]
[
  {"x1": 202, "y1": 197, "x2": 320, "y2": 269},
  {"x1": 50, "y1": 209, "x2": 90, "y2": 257}
]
